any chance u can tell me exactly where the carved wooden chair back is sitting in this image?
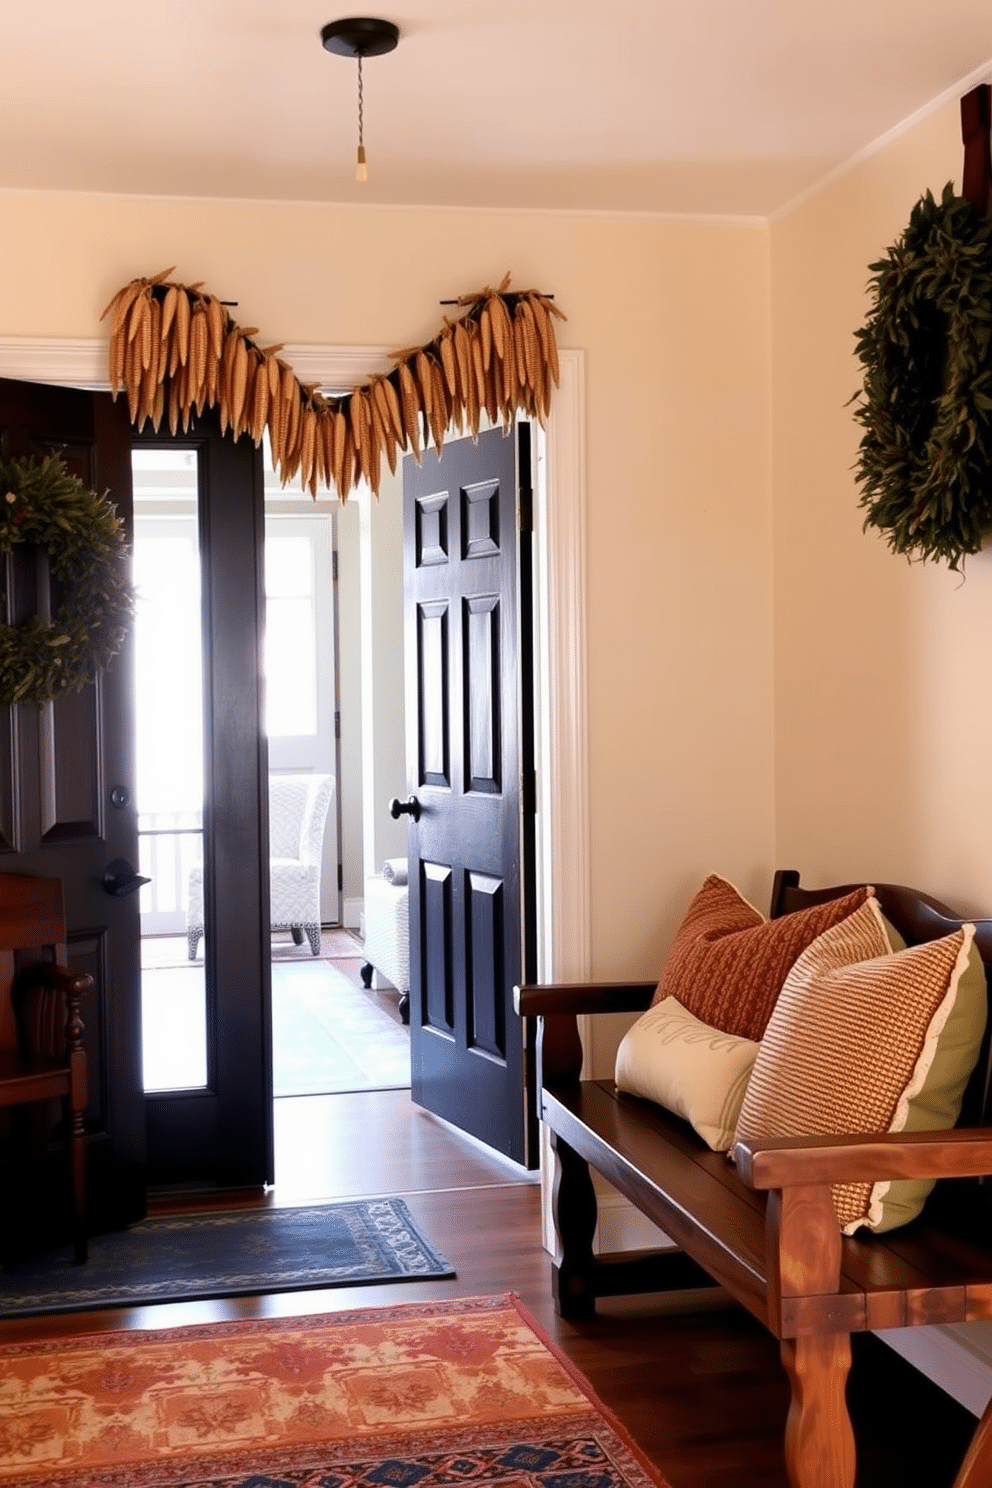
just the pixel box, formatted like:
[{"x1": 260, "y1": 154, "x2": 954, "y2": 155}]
[{"x1": 0, "y1": 872, "x2": 90, "y2": 1261}]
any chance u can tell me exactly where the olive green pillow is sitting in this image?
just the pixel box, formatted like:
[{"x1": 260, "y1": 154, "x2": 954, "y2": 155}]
[{"x1": 872, "y1": 913, "x2": 987, "y2": 1231}]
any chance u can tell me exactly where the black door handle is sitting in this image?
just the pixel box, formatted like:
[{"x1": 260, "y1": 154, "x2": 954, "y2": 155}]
[
  {"x1": 389, "y1": 795, "x2": 421, "y2": 822},
  {"x1": 102, "y1": 858, "x2": 151, "y2": 897}
]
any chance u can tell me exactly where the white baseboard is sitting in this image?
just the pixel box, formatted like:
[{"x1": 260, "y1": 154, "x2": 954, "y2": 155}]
[
  {"x1": 593, "y1": 1188, "x2": 676, "y2": 1254},
  {"x1": 876, "y1": 1323, "x2": 991, "y2": 1418},
  {"x1": 596, "y1": 1194, "x2": 992, "y2": 1417}
]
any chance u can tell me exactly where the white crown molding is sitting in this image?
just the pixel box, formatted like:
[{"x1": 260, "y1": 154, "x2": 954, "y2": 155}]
[
  {"x1": 0, "y1": 338, "x2": 399, "y2": 392},
  {"x1": 0, "y1": 337, "x2": 108, "y2": 387},
  {"x1": 280, "y1": 345, "x2": 395, "y2": 386},
  {"x1": 771, "y1": 55, "x2": 992, "y2": 224}
]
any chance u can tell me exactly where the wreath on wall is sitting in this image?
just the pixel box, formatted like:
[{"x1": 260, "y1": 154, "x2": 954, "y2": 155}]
[
  {"x1": 852, "y1": 183, "x2": 992, "y2": 570},
  {"x1": 0, "y1": 454, "x2": 134, "y2": 706},
  {"x1": 101, "y1": 269, "x2": 565, "y2": 501}
]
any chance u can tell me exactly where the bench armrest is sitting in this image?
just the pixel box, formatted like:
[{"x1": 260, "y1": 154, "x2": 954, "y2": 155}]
[
  {"x1": 734, "y1": 1128, "x2": 992, "y2": 1189},
  {"x1": 514, "y1": 981, "x2": 656, "y2": 1017},
  {"x1": 514, "y1": 982, "x2": 655, "y2": 1087}
]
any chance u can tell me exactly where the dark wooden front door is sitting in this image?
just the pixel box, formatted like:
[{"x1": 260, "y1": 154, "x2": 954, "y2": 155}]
[
  {"x1": 0, "y1": 376, "x2": 146, "y2": 1234},
  {"x1": 402, "y1": 425, "x2": 536, "y2": 1167},
  {"x1": 138, "y1": 415, "x2": 273, "y2": 1189}
]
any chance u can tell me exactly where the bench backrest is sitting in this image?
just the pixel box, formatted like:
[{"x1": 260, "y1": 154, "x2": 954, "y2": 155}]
[{"x1": 771, "y1": 870, "x2": 992, "y2": 1129}]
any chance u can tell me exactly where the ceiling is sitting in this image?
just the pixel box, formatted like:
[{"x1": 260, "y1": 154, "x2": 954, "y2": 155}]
[{"x1": 2, "y1": 1, "x2": 991, "y2": 218}]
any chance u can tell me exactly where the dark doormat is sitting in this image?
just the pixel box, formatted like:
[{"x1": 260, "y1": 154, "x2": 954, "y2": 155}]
[{"x1": 0, "y1": 1198, "x2": 454, "y2": 1317}]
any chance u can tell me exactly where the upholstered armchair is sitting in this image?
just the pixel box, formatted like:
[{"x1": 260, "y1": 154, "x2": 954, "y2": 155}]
[{"x1": 186, "y1": 773, "x2": 335, "y2": 958}]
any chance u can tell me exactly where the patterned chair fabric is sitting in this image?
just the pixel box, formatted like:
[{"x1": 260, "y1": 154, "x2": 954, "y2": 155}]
[
  {"x1": 362, "y1": 871, "x2": 410, "y2": 994},
  {"x1": 186, "y1": 773, "x2": 335, "y2": 958}
]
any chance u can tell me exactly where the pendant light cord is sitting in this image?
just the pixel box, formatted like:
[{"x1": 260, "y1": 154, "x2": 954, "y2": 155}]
[{"x1": 357, "y1": 54, "x2": 364, "y2": 151}]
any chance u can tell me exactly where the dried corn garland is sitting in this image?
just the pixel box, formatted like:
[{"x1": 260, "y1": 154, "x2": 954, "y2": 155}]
[{"x1": 102, "y1": 270, "x2": 565, "y2": 500}]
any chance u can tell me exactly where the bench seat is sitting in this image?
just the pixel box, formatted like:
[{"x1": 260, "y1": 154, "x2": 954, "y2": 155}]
[{"x1": 517, "y1": 871, "x2": 992, "y2": 1488}]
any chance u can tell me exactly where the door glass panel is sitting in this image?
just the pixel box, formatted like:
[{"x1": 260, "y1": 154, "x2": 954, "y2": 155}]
[{"x1": 131, "y1": 448, "x2": 208, "y2": 1091}]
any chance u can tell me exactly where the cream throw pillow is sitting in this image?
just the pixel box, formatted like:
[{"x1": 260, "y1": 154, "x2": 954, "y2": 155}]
[
  {"x1": 615, "y1": 997, "x2": 760, "y2": 1151},
  {"x1": 734, "y1": 897, "x2": 983, "y2": 1233}
]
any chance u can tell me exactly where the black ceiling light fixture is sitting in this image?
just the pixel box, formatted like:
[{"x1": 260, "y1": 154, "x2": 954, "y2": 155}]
[{"x1": 320, "y1": 17, "x2": 400, "y2": 182}]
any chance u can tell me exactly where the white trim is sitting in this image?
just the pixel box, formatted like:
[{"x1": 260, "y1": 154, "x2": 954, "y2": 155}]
[
  {"x1": 876, "y1": 1325, "x2": 990, "y2": 1419},
  {"x1": 0, "y1": 337, "x2": 108, "y2": 386},
  {"x1": 0, "y1": 183, "x2": 765, "y2": 228},
  {"x1": 538, "y1": 351, "x2": 591, "y2": 988},
  {"x1": 282, "y1": 346, "x2": 395, "y2": 385},
  {"x1": 770, "y1": 56, "x2": 992, "y2": 224},
  {"x1": 594, "y1": 1186, "x2": 675, "y2": 1254},
  {"x1": 0, "y1": 339, "x2": 398, "y2": 392}
]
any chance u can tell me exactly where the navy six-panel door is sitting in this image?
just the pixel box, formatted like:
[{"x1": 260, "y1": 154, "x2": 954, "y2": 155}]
[{"x1": 402, "y1": 425, "x2": 535, "y2": 1166}]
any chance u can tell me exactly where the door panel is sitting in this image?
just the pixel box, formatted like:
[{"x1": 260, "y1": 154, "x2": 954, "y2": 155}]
[
  {"x1": 138, "y1": 415, "x2": 273, "y2": 1189},
  {"x1": 403, "y1": 425, "x2": 536, "y2": 1166},
  {"x1": 0, "y1": 377, "x2": 145, "y2": 1235}
]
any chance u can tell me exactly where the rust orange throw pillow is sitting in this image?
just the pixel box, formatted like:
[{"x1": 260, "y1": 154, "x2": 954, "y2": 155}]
[{"x1": 652, "y1": 875, "x2": 871, "y2": 1040}]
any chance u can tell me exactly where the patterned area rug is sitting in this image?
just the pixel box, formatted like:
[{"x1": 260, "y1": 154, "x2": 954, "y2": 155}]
[
  {"x1": 271, "y1": 960, "x2": 410, "y2": 1096},
  {"x1": 0, "y1": 1201, "x2": 453, "y2": 1318},
  {"x1": 0, "y1": 1294, "x2": 671, "y2": 1488},
  {"x1": 140, "y1": 956, "x2": 409, "y2": 1096}
]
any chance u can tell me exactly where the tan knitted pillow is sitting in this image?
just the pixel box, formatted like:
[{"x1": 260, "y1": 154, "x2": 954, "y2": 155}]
[
  {"x1": 734, "y1": 898, "x2": 978, "y2": 1233},
  {"x1": 653, "y1": 875, "x2": 871, "y2": 1041}
]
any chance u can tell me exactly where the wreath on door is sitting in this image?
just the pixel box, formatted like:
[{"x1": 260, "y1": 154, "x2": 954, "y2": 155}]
[
  {"x1": 852, "y1": 183, "x2": 992, "y2": 570},
  {"x1": 0, "y1": 453, "x2": 134, "y2": 706}
]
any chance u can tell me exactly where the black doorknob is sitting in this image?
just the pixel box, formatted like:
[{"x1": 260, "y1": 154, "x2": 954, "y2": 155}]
[
  {"x1": 102, "y1": 858, "x2": 151, "y2": 897},
  {"x1": 389, "y1": 795, "x2": 421, "y2": 822}
]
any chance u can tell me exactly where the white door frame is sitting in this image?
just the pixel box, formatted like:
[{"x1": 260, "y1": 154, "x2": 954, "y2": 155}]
[{"x1": 0, "y1": 336, "x2": 591, "y2": 1233}]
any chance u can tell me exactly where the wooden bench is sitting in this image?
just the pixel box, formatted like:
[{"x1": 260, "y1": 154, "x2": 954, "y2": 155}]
[{"x1": 516, "y1": 871, "x2": 992, "y2": 1488}]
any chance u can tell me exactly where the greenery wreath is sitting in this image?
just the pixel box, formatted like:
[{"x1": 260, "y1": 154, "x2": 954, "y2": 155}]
[
  {"x1": 0, "y1": 454, "x2": 134, "y2": 706},
  {"x1": 853, "y1": 183, "x2": 992, "y2": 570}
]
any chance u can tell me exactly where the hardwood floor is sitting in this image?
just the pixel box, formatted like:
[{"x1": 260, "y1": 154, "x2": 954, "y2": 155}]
[{"x1": 0, "y1": 1087, "x2": 979, "y2": 1487}]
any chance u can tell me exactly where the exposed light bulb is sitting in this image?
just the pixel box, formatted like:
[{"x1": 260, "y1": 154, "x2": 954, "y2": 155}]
[{"x1": 321, "y1": 19, "x2": 398, "y2": 185}]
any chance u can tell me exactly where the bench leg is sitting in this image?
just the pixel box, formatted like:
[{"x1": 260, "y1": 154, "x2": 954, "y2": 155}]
[
  {"x1": 550, "y1": 1131, "x2": 599, "y2": 1319},
  {"x1": 780, "y1": 1334, "x2": 855, "y2": 1488},
  {"x1": 954, "y1": 1391, "x2": 992, "y2": 1488}
]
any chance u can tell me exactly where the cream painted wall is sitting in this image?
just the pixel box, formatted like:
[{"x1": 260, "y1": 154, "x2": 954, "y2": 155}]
[
  {"x1": 335, "y1": 500, "x2": 364, "y2": 921},
  {"x1": 770, "y1": 96, "x2": 992, "y2": 1410},
  {"x1": 0, "y1": 191, "x2": 776, "y2": 983},
  {"x1": 771, "y1": 102, "x2": 992, "y2": 912}
]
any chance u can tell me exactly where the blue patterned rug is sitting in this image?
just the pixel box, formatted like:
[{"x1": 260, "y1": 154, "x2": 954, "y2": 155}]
[
  {"x1": 97, "y1": 1426, "x2": 665, "y2": 1488},
  {"x1": 0, "y1": 1199, "x2": 454, "y2": 1317}
]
